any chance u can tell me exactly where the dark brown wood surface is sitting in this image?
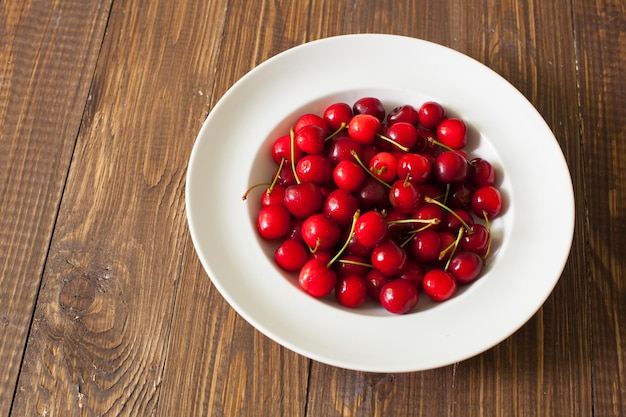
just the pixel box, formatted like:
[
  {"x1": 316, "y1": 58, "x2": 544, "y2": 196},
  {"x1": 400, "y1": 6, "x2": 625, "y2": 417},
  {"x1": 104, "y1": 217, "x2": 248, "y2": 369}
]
[{"x1": 1, "y1": 0, "x2": 624, "y2": 415}]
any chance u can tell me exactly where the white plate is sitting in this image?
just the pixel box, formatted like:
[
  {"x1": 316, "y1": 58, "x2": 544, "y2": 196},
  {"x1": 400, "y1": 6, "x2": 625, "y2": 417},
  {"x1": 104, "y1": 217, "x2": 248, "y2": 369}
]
[{"x1": 186, "y1": 34, "x2": 575, "y2": 372}]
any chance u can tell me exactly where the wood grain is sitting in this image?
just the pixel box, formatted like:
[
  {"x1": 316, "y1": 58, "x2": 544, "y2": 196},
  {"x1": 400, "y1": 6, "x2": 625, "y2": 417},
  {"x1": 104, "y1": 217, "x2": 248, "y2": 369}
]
[
  {"x1": 574, "y1": 1, "x2": 626, "y2": 416},
  {"x1": 0, "y1": 1, "x2": 111, "y2": 415},
  {"x1": 9, "y1": 0, "x2": 205, "y2": 414}
]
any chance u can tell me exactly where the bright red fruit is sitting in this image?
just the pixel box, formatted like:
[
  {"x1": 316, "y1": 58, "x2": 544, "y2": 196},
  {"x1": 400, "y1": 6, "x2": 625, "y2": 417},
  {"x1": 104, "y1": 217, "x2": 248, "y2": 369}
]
[
  {"x1": 335, "y1": 274, "x2": 368, "y2": 308},
  {"x1": 423, "y1": 269, "x2": 457, "y2": 302},
  {"x1": 379, "y1": 278, "x2": 419, "y2": 314},
  {"x1": 436, "y1": 118, "x2": 467, "y2": 149},
  {"x1": 348, "y1": 113, "x2": 381, "y2": 145},
  {"x1": 299, "y1": 259, "x2": 337, "y2": 298},
  {"x1": 275, "y1": 240, "x2": 309, "y2": 272},
  {"x1": 257, "y1": 205, "x2": 291, "y2": 239}
]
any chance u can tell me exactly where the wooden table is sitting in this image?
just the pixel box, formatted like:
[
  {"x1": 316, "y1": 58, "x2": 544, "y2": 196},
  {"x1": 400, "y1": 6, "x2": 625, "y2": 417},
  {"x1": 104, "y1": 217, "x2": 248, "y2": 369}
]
[{"x1": 1, "y1": 0, "x2": 624, "y2": 415}]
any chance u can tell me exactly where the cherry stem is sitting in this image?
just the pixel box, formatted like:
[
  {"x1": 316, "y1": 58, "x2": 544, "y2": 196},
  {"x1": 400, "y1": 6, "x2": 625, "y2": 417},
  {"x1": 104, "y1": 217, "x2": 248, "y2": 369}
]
[
  {"x1": 376, "y1": 133, "x2": 410, "y2": 152},
  {"x1": 325, "y1": 122, "x2": 347, "y2": 142},
  {"x1": 424, "y1": 196, "x2": 472, "y2": 232},
  {"x1": 443, "y1": 226, "x2": 465, "y2": 271},
  {"x1": 241, "y1": 182, "x2": 271, "y2": 201},
  {"x1": 482, "y1": 210, "x2": 492, "y2": 264},
  {"x1": 290, "y1": 128, "x2": 301, "y2": 184},
  {"x1": 399, "y1": 223, "x2": 437, "y2": 248},
  {"x1": 349, "y1": 150, "x2": 392, "y2": 189},
  {"x1": 387, "y1": 218, "x2": 440, "y2": 226},
  {"x1": 268, "y1": 157, "x2": 285, "y2": 193},
  {"x1": 327, "y1": 210, "x2": 360, "y2": 268},
  {"x1": 428, "y1": 137, "x2": 472, "y2": 165},
  {"x1": 337, "y1": 258, "x2": 374, "y2": 268}
]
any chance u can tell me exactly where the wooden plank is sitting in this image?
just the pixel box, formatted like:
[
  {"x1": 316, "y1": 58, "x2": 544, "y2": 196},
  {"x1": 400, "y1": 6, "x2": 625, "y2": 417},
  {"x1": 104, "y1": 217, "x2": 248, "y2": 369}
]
[
  {"x1": 573, "y1": 0, "x2": 626, "y2": 415},
  {"x1": 8, "y1": 0, "x2": 220, "y2": 414},
  {"x1": 0, "y1": 1, "x2": 111, "y2": 415},
  {"x1": 304, "y1": 0, "x2": 591, "y2": 416},
  {"x1": 157, "y1": 0, "x2": 313, "y2": 415}
]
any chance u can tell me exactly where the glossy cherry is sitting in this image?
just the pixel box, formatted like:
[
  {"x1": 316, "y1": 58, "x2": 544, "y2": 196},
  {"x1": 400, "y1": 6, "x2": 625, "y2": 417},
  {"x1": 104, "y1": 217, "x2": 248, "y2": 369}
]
[
  {"x1": 354, "y1": 210, "x2": 388, "y2": 247},
  {"x1": 274, "y1": 239, "x2": 309, "y2": 272},
  {"x1": 323, "y1": 188, "x2": 359, "y2": 227},
  {"x1": 335, "y1": 274, "x2": 368, "y2": 308},
  {"x1": 418, "y1": 101, "x2": 446, "y2": 129},
  {"x1": 387, "y1": 104, "x2": 419, "y2": 126},
  {"x1": 296, "y1": 154, "x2": 333, "y2": 185},
  {"x1": 434, "y1": 151, "x2": 468, "y2": 183},
  {"x1": 301, "y1": 213, "x2": 342, "y2": 251},
  {"x1": 353, "y1": 97, "x2": 386, "y2": 121},
  {"x1": 436, "y1": 118, "x2": 467, "y2": 149},
  {"x1": 371, "y1": 239, "x2": 408, "y2": 276},
  {"x1": 283, "y1": 182, "x2": 323, "y2": 218},
  {"x1": 257, "y1": 205, "x2": 291, "y2": 240},
  {"x1": 397, "y1": 153, "x2": 432, "y2": 184},
  {"x1": 423, "y1": 269, "x2": 457, "y2": 302},
  {"x1": 298, "y1": 259, "x2": 337, "y2": 298},
  {"x1": 295, "y1": 124, "x2": 326, "y2": 155},
  {"x1": 379, "y1": 278, "x2": 419, "y2": 314},
  {"x1": 448, "y1": 251, "x2": 483, "y2": 284},
  {"x1": 472, "y1": 185, "x2": 503, "y2": 218},
  {"x1": 323, "y1": 102, "x2": 353, "y2": 131},
  {"x1": 348, "y1": 113, "x2": 381, "y2": 145},
  {"x1": 333, "y1": 160, "x2": 366, "y2": 192}
]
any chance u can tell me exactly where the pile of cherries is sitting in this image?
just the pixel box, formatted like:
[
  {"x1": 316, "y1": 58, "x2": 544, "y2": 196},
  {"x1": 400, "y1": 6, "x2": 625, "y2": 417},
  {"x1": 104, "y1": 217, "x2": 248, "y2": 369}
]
[{"x1": 245, "y1": 97, "x2": 503, "y2": 314}]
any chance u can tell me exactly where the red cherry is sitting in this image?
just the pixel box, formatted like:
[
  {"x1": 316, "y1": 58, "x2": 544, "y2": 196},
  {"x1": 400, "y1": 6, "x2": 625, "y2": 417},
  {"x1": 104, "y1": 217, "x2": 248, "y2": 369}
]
[
  {"x1": 434, "y1": 151, "x2": 468, "y2": 183},
  {"x1": 472, "y1": 185, "x2": 503, "y2": 218},
  {"x1": 283, "y1": 182, "x2": 323, "y2": 218},
  {"x1": 369, "y1": 152, "x2": 397, "y2": 183},
  {"x1": 274, "y1": 239, "x2": 309, "y2": 272},
  {"x1": 418, "y1": 101, "x2": 446, "y2": 129},
  {"x1": 272, "y1": 134, "x2": 303, "y2": 164},
  {"x1": 299, "y1": 259, "x2": 337, "y2": 298},
  {"x1": 353, "y1": 97, "x2": 386, "y2": 121},
  {"x1": 385, "y1": 122, "x2": 418, "y2": 150},
  {"x1": 295, "y1": 124, "x2": 326, "y2": 155},
  {"x1": 357, "y1": 177, "x2": 391, "y2": 211},
  {"x1": 294, "y1": 113, "x2": 329, "y2": 135},
  {"x1": 323, "y1": 102, "x2": 353, "y2": 131},
  {"x1": 371, "y1": 239, "x2": 408, "y2": 276},
  {"x1": 296, "y1": 155, "x2": 333, "y2": 185},
  {"x1": 460, "y1": 224, "x2": 490, "y2": 256},
  {"x1": 323, "y1": 188, "x2": 359, "y2": 227},
  {"x1": 387, "y1": 104, "x2": 419, "y2": 126},
  {"x1": 301, "y1": 213, "x2": 341, "y2": 251},
  {"x1": 397, "y1": 153, "x2": 432, "y2": 184},
  {"x1": 348, "y1": 114, "x2": 381, "y2": 145},
  {"x1": 327, "y1": 137, "x2": 363, "y2": 165},
  {"x1": 257, "y1": 205, "x2": 291, "y2": 240},
  {"x1": 436, "y1": 118, "x2": 467, "y2": 149},
  {"x1": 335, "y1": 274, "x2": 368, "y2": 308},
  {"x1": 423, "y1": 269, "x2": 457, "y2": 302},
  {"x1": 379, "y1": 278, "x2": 419, "y2": 314},
  {"x1": 260, "y1": 184, "x2": 285, "y2": 207},
  {"x1": 410, "y1": 229, "x2": 442, "y2": 264},
  {"x1": 333, "y1": 160, "x2": 366, "y2": 192},
  {"x1": 389, "y1": 179, "x2": 422, "y2": 215},
  {"x1": 448, "y1": 251, "x2": 483, "y2": 284},
  {"x1": 354, "y1": 210, "x2": 388, "y2": 247},
  {"x1": 469, "y1": 158, "x2": 496, "y2": 188}
]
